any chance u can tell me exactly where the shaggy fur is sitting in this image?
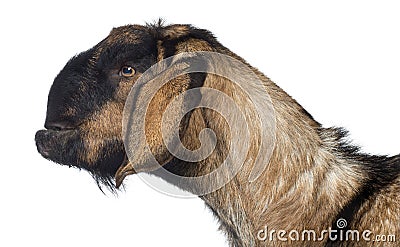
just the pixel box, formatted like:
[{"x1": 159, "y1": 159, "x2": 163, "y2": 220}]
[{"x1": 35, "y1": 21, "x2": 399, "y2": 246}]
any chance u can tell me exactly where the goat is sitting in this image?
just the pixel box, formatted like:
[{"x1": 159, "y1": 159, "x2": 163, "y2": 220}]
[{"x1": 35, "y1": 22, "x2": 399, "y2": 246}]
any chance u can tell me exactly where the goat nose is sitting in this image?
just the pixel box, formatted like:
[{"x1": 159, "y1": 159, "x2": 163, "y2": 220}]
[{"x1": 45, "y1": 120, "x2": 76, "y2": 130}]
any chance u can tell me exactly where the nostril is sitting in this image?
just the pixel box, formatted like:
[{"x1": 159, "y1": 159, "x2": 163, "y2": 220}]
[{"x1": 45, "y1": 120, "x2": 76, "y2": 131}]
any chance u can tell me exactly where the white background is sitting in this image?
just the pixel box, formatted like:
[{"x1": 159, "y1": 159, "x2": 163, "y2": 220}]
[{"x1": 1, "y1": 1, "x2": 399, "y2": 246}]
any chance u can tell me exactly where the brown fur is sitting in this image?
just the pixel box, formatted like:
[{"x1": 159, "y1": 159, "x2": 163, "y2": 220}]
[
  {"x1": 35, "y1": 23, "x2": 400, "y2": 246},
  {"x1": 119, "y1": 26, "x2": 399, "y2": 246}
]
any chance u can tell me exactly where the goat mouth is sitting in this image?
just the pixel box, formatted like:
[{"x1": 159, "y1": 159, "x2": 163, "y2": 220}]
[{"x1": 35, "y1": 128, "x2": 77, "y2": 159}]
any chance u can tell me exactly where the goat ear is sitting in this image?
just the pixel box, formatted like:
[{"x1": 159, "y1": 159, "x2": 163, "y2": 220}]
[
  {"x1": 148, "y1": 22, "x2": 191, "y2": 40},
  {"x1": 158, "y1": 24, "x2": 191, "y2": 40},
  {"x1": 115, "y1": 162, "x2": 135, "y2": 189},
  {"x1": 151, "y1": 24, "x2": 192, "y2": 61},
  {"x1": 116, "y1": 25, "x2": 215, "y2": 188},
  {"x1": 151, "y1": 24, "x2": 215, "y2": 61}
]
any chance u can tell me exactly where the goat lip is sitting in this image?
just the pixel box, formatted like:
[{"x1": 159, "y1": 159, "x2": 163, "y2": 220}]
[
  {"x1": 35, "y1": 130, "x2": 53, "y2": 158},
  {"x1": 43, "y1": 128, "x2": 76, "y2": 134},
  {"x1": 37, "y1": 128, "x2": 78, "y2": 140},
  {"x1": 36, "y1": 139, "x2": 51, "y2": 158},
  {"x1": 35, "y1": 128, "x2": 78, "y2": 158}
]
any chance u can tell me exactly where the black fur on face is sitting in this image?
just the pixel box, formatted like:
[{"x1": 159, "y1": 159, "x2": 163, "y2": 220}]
[{"x1": 35, "y1": 25, "x2": 158, "y2": 190}]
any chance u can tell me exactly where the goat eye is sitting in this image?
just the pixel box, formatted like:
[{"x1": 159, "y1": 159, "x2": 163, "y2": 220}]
[{"x1": 119, "y1": 66, "x2": 135, "y2": 77}]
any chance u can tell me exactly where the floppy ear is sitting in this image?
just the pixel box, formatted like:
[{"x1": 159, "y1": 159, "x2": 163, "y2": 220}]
[
  {"x1": 115, "y1": 24, "x2": 272, "y2": 190},
  {"x1": 153, "y1": 24, "x2": 218, "y2": 60},
  {"x1": 115, "y1": 25, "x2": 215, "y2": 187}
]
